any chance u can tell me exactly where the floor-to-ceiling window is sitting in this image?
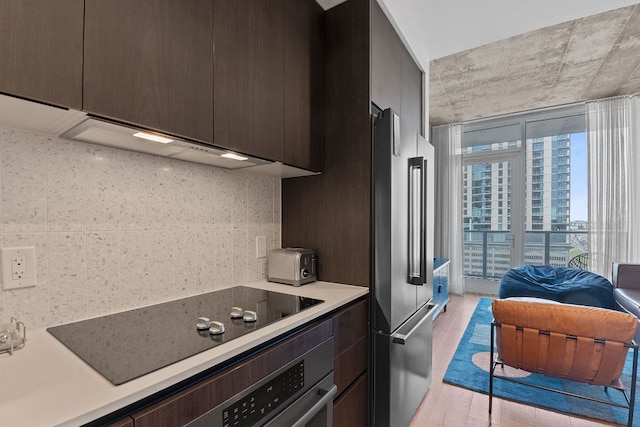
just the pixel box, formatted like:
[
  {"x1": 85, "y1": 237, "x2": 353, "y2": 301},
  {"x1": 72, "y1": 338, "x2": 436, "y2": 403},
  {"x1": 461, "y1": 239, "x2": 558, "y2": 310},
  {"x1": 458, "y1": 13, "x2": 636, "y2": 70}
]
[{"x1": 461, "y1": 105, "x2": 587, "y2": 294}]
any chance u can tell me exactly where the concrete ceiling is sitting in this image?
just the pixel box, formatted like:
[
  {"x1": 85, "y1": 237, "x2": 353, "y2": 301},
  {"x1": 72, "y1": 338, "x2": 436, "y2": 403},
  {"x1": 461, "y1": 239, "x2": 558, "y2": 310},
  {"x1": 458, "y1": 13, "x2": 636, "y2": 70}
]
[
  {"x1": 430, "y1": 3, "x2": 640, "y2": 125},
  {"x1": 415, "y1": 0, "x2": 640, "y2": 60},
  {"x1": 316, "y1": 0, "x2": 640, "y2": 69}
]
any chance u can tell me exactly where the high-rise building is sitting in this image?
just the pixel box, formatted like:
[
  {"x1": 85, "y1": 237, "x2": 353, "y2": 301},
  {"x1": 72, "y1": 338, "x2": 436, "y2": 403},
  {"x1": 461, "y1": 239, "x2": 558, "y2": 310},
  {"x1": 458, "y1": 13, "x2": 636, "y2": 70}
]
[
  {"x1": 526, "y1": 135, "x2": 571, "y2": 232},
  {"x1": 462, "y1": 135, "x2": 573, "y2": 278}
]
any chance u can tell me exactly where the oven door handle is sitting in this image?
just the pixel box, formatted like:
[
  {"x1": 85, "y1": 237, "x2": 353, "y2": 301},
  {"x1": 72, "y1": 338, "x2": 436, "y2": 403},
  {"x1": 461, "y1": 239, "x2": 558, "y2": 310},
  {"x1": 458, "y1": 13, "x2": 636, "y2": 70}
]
[{"x1": 291, "y1": 384, "x2": 337, "y2": 427}]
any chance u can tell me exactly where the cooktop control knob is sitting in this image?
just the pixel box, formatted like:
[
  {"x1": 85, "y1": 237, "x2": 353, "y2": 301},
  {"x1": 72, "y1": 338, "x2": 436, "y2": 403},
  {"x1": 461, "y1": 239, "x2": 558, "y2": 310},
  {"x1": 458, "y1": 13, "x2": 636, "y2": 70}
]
[
  {"x1": 243, "y1": 310, "x2": 257, "y2": 323},
  {"x1": 196, "y1": 317, "x2": 211, "y2": 330},
  {"x1": 209, "y1": 321, "x2": 225, "y2": 335},
  {"x1": 230, "y1": 306, "x2": 244, "y2": 319}
]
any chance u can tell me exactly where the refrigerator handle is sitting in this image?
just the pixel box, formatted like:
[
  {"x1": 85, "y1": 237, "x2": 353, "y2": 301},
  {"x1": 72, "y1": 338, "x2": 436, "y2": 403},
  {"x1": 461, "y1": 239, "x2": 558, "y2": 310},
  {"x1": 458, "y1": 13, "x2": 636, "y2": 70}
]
[
  {"x1": 392, "y1": 304, "x2": 438, "y2": 345},
  {"x1": 408, "y1": 156, "x2": 427, "y2": 285}
]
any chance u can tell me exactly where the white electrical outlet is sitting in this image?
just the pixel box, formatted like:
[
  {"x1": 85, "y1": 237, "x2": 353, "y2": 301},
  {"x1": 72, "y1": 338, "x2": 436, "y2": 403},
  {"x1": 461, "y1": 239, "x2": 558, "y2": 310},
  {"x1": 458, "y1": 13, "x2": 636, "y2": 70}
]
[
  {"x1": 1, "y1": 247, "x2": 36, "y2": 290},
  {"x1": 256, "y1": 236, "x2": 267, "y2": 259}
]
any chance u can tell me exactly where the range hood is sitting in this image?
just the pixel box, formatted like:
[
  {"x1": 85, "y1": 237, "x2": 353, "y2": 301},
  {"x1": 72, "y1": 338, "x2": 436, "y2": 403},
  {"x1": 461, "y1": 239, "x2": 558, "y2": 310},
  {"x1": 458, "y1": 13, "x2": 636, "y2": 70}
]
[
  {"x1": 0, "y1": 93, "x2": 86, "y2": 135},
  {"x1": 61, "y1": 117, "x2": 272, "y2": 170},
  {"x1": 0, "y1": 94, "x2": 319, "y2": 177}
]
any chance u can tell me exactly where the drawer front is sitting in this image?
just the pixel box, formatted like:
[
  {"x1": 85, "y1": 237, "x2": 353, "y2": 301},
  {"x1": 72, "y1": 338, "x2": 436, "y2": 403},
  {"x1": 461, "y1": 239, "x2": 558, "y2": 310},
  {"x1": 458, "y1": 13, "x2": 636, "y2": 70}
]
[
  {"x1": 333, "y1": 298, "x2": 368, "y2": 357},
  {"x1": 107, "y1": 418, "x2": 133, "y2": 427},
  {"x1": 334, "y1": 335, "x2": 368, "y2": 396}
]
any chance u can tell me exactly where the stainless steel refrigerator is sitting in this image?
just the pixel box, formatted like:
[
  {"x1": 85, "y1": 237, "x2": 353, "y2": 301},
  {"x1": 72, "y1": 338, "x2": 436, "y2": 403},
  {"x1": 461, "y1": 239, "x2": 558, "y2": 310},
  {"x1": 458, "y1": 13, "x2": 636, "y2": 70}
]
[{"x1": 372, "y1": 107, "x2": 436, "y2": 427}]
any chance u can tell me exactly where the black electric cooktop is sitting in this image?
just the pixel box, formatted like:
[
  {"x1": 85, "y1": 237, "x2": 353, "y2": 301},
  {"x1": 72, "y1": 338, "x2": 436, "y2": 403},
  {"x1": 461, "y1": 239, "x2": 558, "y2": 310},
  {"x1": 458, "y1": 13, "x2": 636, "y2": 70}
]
[{"x1": 47, "y1": 286, "x2": 323, "y2": 385}]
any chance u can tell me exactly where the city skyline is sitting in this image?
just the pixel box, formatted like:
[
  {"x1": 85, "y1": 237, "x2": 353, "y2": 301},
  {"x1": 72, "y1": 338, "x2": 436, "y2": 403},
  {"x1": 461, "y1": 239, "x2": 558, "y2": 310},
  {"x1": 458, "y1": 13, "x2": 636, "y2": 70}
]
[{"x1": 463, "y1": 129, "x2": 588, "y2": 278}]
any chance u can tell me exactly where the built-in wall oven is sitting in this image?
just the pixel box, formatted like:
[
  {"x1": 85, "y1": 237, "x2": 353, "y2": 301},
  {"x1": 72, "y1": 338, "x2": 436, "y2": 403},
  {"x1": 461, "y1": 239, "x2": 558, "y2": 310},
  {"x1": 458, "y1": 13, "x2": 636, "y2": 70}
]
[{"x1": 186, "y1": 338, "x2": 336, "y2": 427}]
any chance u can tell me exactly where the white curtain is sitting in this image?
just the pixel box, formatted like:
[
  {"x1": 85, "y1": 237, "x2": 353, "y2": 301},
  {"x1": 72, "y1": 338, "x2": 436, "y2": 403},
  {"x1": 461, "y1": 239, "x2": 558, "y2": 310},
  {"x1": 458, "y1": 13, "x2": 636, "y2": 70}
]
[
  {"x1": 587, "y1": 95, "x2": 640, "y2": 279},
  {"x1": 432, "y1": 124, "x2": 464, "y2": 294}
]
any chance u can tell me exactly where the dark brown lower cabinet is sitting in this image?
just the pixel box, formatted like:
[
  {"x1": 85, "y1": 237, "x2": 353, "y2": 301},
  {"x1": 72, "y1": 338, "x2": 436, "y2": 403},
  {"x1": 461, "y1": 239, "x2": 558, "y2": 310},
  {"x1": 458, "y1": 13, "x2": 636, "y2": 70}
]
[
  {"x1": 107, "y1": 418, "x2": 134, "y2": 427},
  {"x1": 334, "y1": 335, "x2": 368, "y2": 396},
  {"x1": 332, "y1": 298, "x2": 369, "y2": 426},
  {"x1": 131, "y1": 319, "x2": 332, "y2": 427},
  {"x1": 332, "y1": 299, "x2": 369, "y2": 395},
  {"x1": 334, "y1": 373, "x2": 369, "y2": 427}
]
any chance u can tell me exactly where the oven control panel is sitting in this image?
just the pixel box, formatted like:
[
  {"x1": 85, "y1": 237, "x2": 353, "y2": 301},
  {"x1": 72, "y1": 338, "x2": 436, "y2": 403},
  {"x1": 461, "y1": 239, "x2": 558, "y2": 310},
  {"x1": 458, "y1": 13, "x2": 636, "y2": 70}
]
[
  {"x1": 222, "y1": 361, "x2": 305, "y2": 427},
  {"x1": 183, "y1": 338, "x2": 332, "y2": 427}
]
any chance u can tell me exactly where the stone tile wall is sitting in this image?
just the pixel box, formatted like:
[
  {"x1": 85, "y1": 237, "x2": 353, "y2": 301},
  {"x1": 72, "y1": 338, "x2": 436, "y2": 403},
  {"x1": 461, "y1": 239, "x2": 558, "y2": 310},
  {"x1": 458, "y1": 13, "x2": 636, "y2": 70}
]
[{"x1": 0, "y1": 127, "x2": 280, "y2": 329}]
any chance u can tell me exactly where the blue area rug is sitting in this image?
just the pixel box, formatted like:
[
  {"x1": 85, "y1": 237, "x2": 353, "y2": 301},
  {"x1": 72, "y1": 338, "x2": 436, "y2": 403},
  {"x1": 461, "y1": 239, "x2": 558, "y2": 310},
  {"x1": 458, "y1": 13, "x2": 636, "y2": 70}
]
[{"x1": 443, "y1": 297, "x2": 638, "y2": 425}]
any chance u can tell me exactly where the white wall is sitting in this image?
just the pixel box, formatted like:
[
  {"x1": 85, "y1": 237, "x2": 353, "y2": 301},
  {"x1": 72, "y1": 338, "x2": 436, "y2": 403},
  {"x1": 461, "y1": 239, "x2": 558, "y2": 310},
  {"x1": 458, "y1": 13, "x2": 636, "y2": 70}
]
[{"x1": 0, "y1": 127, "x2": 281, "y2": 329}]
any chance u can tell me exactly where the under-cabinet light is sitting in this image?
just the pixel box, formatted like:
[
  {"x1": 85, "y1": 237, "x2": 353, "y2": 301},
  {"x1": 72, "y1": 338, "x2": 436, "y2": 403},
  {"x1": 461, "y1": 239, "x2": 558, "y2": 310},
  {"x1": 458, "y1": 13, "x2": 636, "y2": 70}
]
[
  {"x1": 221, "y1": 152, "x2": 248, "y2": 161},
  {"x1": 133, "y1": 131, "x2": 173, "y2": 144}
]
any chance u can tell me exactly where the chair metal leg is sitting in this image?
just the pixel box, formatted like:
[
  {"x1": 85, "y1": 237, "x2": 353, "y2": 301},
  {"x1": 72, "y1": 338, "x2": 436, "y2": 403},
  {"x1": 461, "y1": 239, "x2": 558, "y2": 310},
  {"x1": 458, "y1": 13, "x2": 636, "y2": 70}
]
[
  {"x1": 489, "y1": 321, "x2": 495, "y2": 414},
  {"x1": 628, "y1": 346, "x2": 638, "y2": 427}
]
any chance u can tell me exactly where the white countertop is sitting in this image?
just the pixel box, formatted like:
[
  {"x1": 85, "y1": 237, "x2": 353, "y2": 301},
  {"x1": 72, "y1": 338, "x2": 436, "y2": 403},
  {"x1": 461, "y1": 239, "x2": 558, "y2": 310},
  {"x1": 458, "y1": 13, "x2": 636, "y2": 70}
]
[{"x1": 0, "y1": 280, "x2": 368, "y2": 427}]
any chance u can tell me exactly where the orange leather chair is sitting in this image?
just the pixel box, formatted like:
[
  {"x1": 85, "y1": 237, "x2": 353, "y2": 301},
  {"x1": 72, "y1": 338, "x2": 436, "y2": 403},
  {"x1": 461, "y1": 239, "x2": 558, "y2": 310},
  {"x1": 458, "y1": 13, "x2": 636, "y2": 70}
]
[{"x1": 490, "y1": 298, "x2": 638, "y2": 426}]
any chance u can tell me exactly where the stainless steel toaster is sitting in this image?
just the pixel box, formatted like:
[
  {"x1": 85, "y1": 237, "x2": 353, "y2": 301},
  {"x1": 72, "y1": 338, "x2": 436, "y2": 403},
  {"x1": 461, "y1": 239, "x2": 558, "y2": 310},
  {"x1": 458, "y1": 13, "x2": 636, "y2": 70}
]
[{"x1": 267, "y1": 248, "x2": 317, "y2": 286}]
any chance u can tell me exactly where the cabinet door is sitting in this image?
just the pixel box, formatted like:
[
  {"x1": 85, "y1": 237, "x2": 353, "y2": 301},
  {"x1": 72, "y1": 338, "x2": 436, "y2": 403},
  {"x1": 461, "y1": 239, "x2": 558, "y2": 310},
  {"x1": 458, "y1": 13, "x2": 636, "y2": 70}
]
[
  {"x1": 333, "y1": 299, "x2": 368, "y2": 358},
  {"x1": 370, "y1": 0, "x2": 422, "y2": 133},
  {"x1": 371, "y1": 1, "x2": 401, "y2": 115},
  {"x1": 214, "y1": 0, "x2": 285, "y2": 161},
  {"x1": 283, "y1": 0, "x2": 324, "y2": 171},
  {"x1": 283, "y1": 0, "x2": 371, "y2": 286},
  {"x1": 0, "y1": 0, "x2": 83, "y2": 109},
  {"x1": 84, "y1": 0, "x2": 213, "y2": 143},
  {"x1": 333, "y1": 299, "x2": 368, "y2": 398},
  {"x1": 334, "y1": 373, "x2": 369, "y2": 427}
]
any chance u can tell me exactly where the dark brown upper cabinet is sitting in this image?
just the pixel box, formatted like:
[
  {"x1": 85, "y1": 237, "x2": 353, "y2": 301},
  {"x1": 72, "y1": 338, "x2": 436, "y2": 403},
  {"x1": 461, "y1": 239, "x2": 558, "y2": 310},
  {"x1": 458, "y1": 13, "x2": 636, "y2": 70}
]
[
  {"x1": 214, "y1": 0, "x2": 285, "y2": 162},
  {"x1": 214, "y1": 0, "x2": 324, "y2": 171},
  {"x1": 0, "y1": 0, "x2": 84, "y2": 109},
  {"x1": 371, "y1": 0, "x2": 422, "y2": 133},
  {"x1": 283, "y1": 0, "x2": 422, "y2": 286},
  {"x1": 83, "y1": 0, "x2": 214, "y2": 143},
  {"x1": 283, "y1": 0, "x2": 325, "y2": 172}
]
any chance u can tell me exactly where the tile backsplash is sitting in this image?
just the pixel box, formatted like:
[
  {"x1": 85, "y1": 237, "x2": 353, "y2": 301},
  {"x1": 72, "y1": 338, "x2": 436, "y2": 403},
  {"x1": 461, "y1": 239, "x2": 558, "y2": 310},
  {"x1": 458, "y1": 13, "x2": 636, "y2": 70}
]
[{"x1": 0, "y1": 126, "x2": 281, "y2": 329}]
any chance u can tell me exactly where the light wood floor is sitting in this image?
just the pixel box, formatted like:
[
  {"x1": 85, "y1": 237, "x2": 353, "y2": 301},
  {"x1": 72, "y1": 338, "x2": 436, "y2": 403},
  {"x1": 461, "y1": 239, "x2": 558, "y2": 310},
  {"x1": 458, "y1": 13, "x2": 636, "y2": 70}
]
[{"x1": 409, "y1": 293, "x2": 618, "y2": 427}]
